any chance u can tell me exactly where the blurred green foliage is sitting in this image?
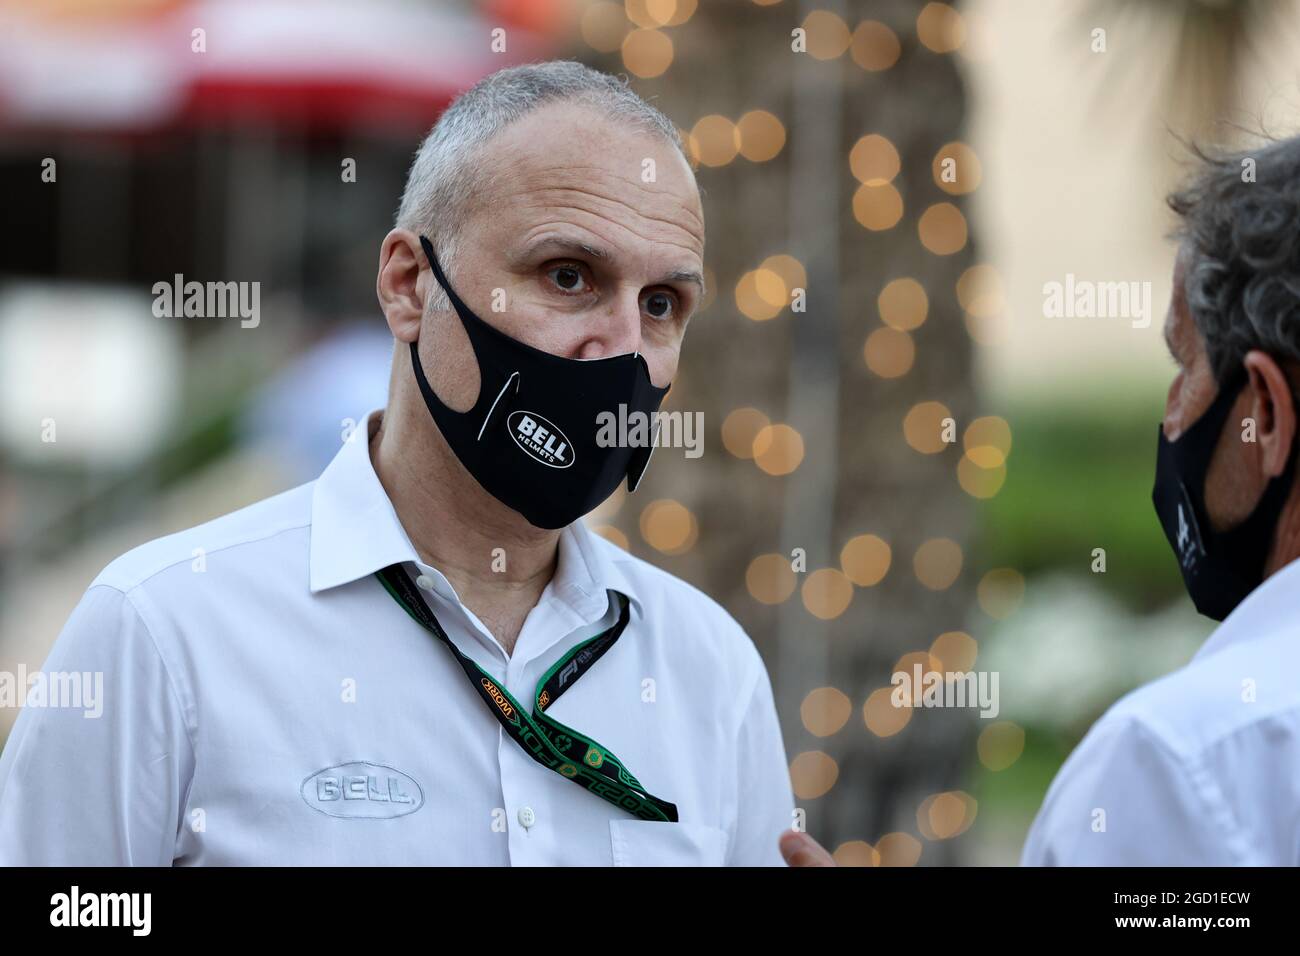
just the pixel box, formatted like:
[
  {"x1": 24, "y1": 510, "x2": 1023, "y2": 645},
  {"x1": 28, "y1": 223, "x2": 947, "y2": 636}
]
[
  {"x1": 976, "y1": 386, "x2": 1187, "y2": 610},
  {"x1": 968, "y1": 725, "x2": 1072, "y2": 821}
]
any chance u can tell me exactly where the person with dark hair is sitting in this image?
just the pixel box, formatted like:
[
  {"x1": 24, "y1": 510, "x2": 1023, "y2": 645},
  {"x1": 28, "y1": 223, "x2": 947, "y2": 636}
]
[{"x1": 1022, "y1": 135, "x2": 1300, "y2": 865}]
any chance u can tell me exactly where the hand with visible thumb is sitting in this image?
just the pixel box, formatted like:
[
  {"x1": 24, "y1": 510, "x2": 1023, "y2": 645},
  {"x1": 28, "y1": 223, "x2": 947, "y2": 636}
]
[{"x1": 779, "y1": 828, "x2": 836, "y2": 866}]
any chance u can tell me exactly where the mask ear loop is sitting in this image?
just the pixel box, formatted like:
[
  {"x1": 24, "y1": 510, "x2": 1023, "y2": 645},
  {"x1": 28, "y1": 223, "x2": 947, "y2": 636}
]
[
  {"x1": 418, "y1": 235, "x2": 522, "y2": 443},
  {"x1": 477, "y1": 371, "x2": 520, "y2": 441}
]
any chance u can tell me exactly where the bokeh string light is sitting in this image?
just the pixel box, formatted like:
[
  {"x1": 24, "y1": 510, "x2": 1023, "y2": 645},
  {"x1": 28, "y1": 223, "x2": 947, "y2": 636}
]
[{"x1": 580, "y1": 0, "x2": 1005, "y2": 860}]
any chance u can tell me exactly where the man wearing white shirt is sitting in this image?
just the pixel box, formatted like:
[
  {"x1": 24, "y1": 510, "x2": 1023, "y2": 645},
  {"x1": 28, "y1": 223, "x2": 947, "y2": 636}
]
[
  {"x1": 0, "y1": 61, "x2": 835, "y2": 867},
  {"x1": 1022, "y1": 136, "x2": 1300, "y2": 865}
]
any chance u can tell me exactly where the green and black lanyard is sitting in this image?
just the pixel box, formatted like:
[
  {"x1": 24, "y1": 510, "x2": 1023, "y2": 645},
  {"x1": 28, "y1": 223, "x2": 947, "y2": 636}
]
[{"x1": 376, "y1": 564, "x2": 678, "y2": 822}]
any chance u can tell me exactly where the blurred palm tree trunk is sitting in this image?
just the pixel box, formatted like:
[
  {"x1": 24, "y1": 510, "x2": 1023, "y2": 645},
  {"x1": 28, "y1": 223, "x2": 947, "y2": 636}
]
[{"x1": 589, "y1": 0, "x2": 977, "y2": 862}]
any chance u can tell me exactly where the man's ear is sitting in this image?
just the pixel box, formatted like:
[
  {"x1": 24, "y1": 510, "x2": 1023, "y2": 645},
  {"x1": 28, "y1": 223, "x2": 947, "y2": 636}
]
[
  {"x1": 1243, "y1": 349, "x2": 1297, "y2": 479},
  {"x1": 377, "y1": 229, "x2": 425, "y2": 344}
]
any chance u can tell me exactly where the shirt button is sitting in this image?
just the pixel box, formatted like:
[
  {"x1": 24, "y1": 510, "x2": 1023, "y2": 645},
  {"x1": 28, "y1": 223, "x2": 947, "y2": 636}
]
[
  {"x1": 415, "y1": 574, "x2": 435, "y2": 591},
  {"x1": 517, "y1": 806, "x2": 536, "y2": 829}
]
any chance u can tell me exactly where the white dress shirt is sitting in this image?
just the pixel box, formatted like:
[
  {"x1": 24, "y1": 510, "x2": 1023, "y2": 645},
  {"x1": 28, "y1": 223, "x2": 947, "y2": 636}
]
[
  {"x1": 0, "y1": 409, "x2": 795, "y2": 866},
  {"x1": 1021, "y1": 554, "x2": 1300, "y2": 865}
]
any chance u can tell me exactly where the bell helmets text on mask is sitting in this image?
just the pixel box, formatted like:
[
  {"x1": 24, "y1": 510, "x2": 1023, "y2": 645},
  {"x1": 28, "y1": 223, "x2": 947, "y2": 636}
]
[
  {"x1": 1152, "y1": 367, "x2": 1298, "y2": 621},
  {"x1": 409, "y1": 235, "x2": 670, "y2": 530}
]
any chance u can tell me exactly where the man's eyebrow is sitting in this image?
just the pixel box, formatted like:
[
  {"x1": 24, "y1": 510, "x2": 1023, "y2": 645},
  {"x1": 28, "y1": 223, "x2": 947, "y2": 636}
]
[
  {"x1": 514, "y1": 235, "x2": 705, "y2": 293},
  {"x1": 515, "y1": 236, "x2": 612, "y2": 264},
  {"x1": 665, "y1": 268, "x2": 705, "y2": 294}
]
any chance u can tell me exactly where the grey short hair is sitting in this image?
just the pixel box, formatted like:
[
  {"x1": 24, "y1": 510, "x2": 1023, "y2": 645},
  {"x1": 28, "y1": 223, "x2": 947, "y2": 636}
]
[
  {"x1": 1168, "y1": 135, "x2": 1300, "y2": 386},
  {"x1": 396, "y1": 59, "x2": 690, "y2": 310}
]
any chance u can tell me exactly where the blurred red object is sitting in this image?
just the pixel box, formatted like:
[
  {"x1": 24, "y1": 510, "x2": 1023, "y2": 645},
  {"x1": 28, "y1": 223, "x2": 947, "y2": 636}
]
[
  {"x1": 0, "y1": 0, "x2": 558, "y2": 133},
  {"x1": 479, "y1": 0, "x2": 576, "y2": 38}
]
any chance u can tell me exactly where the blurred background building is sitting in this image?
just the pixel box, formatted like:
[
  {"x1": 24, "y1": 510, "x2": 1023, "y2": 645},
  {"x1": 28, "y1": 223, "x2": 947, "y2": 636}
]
[{"x1": 3, "y1": 0, "x2": 1299, "y2": 865}]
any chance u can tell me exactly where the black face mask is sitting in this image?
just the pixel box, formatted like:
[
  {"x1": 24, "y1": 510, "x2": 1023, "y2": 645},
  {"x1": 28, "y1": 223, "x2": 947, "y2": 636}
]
[
  {"x1": 1152, "y1": 367, "x2": 1298, "y2": 621},
  {"x1": 409, "y1": 235, "x2": 670, "y2": 530}
]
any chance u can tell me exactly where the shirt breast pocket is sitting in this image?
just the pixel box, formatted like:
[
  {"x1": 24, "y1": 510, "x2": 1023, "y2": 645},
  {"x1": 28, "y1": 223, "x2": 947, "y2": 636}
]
[{"x1": 609, "y1": 819, "x2": 729, "y2": 867}]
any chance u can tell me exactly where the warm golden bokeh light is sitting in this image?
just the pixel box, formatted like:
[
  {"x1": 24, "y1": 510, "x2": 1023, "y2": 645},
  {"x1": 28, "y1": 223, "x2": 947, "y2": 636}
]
[
  {"x1": 961, "y1": 416, "x2": 1008, "y2": 496},
  {"x1": 849, "y1": 133, "x2": 900, "y2": 185},
  {"x1": 754, "y1": 267, "x2": 787, "y2": 308},
  {"x1": 956, "y1": 264, "x2": 1005, "y2": 319},
  {"x1": 621, "y1": 28, "x2": 674, "y2": 78},
  {"x1": 929, "y1": 630, "x2": 977, "y2": 672},
  {"x1": 875, "y1": 832, "x2": 922, "y2": 866},
  {"x1": 801, "y1": 568, "x2": 854, "y2": 620},
  {"x1": 802, "y1": 10, "x2": 852, "y2": 59},
  {"x1": 977, "y1": 568, "x2": 1026, "y2": 620},
  {"x1": 978, "y1": 721, "x2": 1026, "y2": 771},
  {"x1": 638, "y1": 499, "x2": 697, "y2": 555},
  {"x1": 918, "y1": 202, "x2": 968, "y2": 255},
  {"x1": 863, "y1": 686, "x2": 911, "y2": 737},
  {"x1": 963, "y1": 416, "x2": 1012, "y2": 468},
  {"x1": 722, "y1": 407, "x2": 771, "y2": 459},
  {"x1": 913, "y1": 537, "x2": 963, "y2": 591},
  {"x1": 902, "y1": 400, "x2": 952, "y2": 454},
  {"x1": 760, "y1": 254, "x2": 807, "y2": 297},
  {"x1": 853, "y1": 182, "x2": 904, "y2": 231},
  {"x1": 753, "y1": 423, "x2": 805, "y2": 475},
  {"x1": 850, "y1": 20, "x2": 901, "y2": 71},
  {"x1": 734, "y1": 270, "x2": 785, "y2": 321},
  {"x1": 638, "y1": 0, "x2": 696, "y2": 28},
  {"x1": 832, "y1": 841, "x2": 881, "y2": 867},
  {"x1": 863, "y1": 327, "x2": 915, "y2": 379},
  {"x1": 624, "y1": 0, "x2": 659, "y2": 28},
  {"x1": 790, "y1": 751, "x2": 839, "y2": 800},
  {"x1": 840, "y1": 533, "x2": 891, "y2": 587},
  {"x1": 690, "y1": 114, "x2": 739, "y2": 167},
  {"x1": 878, "y1": 277, "x2": 929, "y2": 331},
  {"x1": 917, "y1": 791, "x2": 977, "y2": 840},
  {"x1": 737, "y1": 110, "x2": 786, "y2": 162},
  {"x1": 745, "y1": 552, "x2": 798, "y2": 605},
  {"x1": 916, "y1": 2, "x2": 966, "y2": 53},
  {"x1": 932, "y1": 141, "x2": 982, "y2": 195},
  {"x1": 957, "y1": 455, "x2": 1007, "y2": 499},
  {"x1": 801, "y1": 687, "x2": 852, "y2": 737},
  {"x1": 580, "y1": 1, "x2": 628, "y2": 52}
]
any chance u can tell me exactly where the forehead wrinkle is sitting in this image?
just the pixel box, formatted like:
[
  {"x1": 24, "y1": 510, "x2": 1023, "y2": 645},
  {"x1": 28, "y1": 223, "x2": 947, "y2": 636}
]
[
  {"x1": 514, "y1": 185, "x2": 704, "y2": 254},
  {"x1": 501, "y1": 153, "x2": 705, "y2": 233}
]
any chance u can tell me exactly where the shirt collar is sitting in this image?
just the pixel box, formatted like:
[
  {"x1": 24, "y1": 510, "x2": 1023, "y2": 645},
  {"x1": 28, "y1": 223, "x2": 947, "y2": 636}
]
[
  {"x1": 309, "y1": 409, "x2": 420, "y2": 594},
  {"x1": 1193, "y1": 551, "x2": 1300, "y2": 661},
  {"x1": 309, "y1": 408, "x2": 644, "y2": 619}
]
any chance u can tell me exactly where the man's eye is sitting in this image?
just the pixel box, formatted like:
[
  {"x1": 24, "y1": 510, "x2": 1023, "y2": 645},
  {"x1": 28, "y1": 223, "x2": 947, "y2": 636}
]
[
  {"x1": 547, "y1": 264, "x2": 588, "y2": 293},
  {"x1": 644, "y1": 290, "x2": 675, "y2": 321}
]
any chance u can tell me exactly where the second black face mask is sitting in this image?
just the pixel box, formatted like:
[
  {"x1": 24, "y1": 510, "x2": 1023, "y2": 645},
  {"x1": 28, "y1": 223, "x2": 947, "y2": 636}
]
[
  {"x1": 409, "y1": 234, "x2": 671, "y2": 530},
  {"x1": 1152, "y1": 367, "x2": 1298, "y2": 621}
]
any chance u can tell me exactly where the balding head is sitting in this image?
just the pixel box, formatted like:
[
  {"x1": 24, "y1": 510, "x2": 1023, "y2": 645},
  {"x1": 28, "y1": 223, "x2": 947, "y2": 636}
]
[{"x1": 394, "y1": 59, "x2": 702, "y2": 310}]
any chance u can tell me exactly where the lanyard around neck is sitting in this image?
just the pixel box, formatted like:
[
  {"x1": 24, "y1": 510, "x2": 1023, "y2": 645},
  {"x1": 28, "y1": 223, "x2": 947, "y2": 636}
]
[{"x1": 375, "y1": 564, "x2": 679, "y2": 823}]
